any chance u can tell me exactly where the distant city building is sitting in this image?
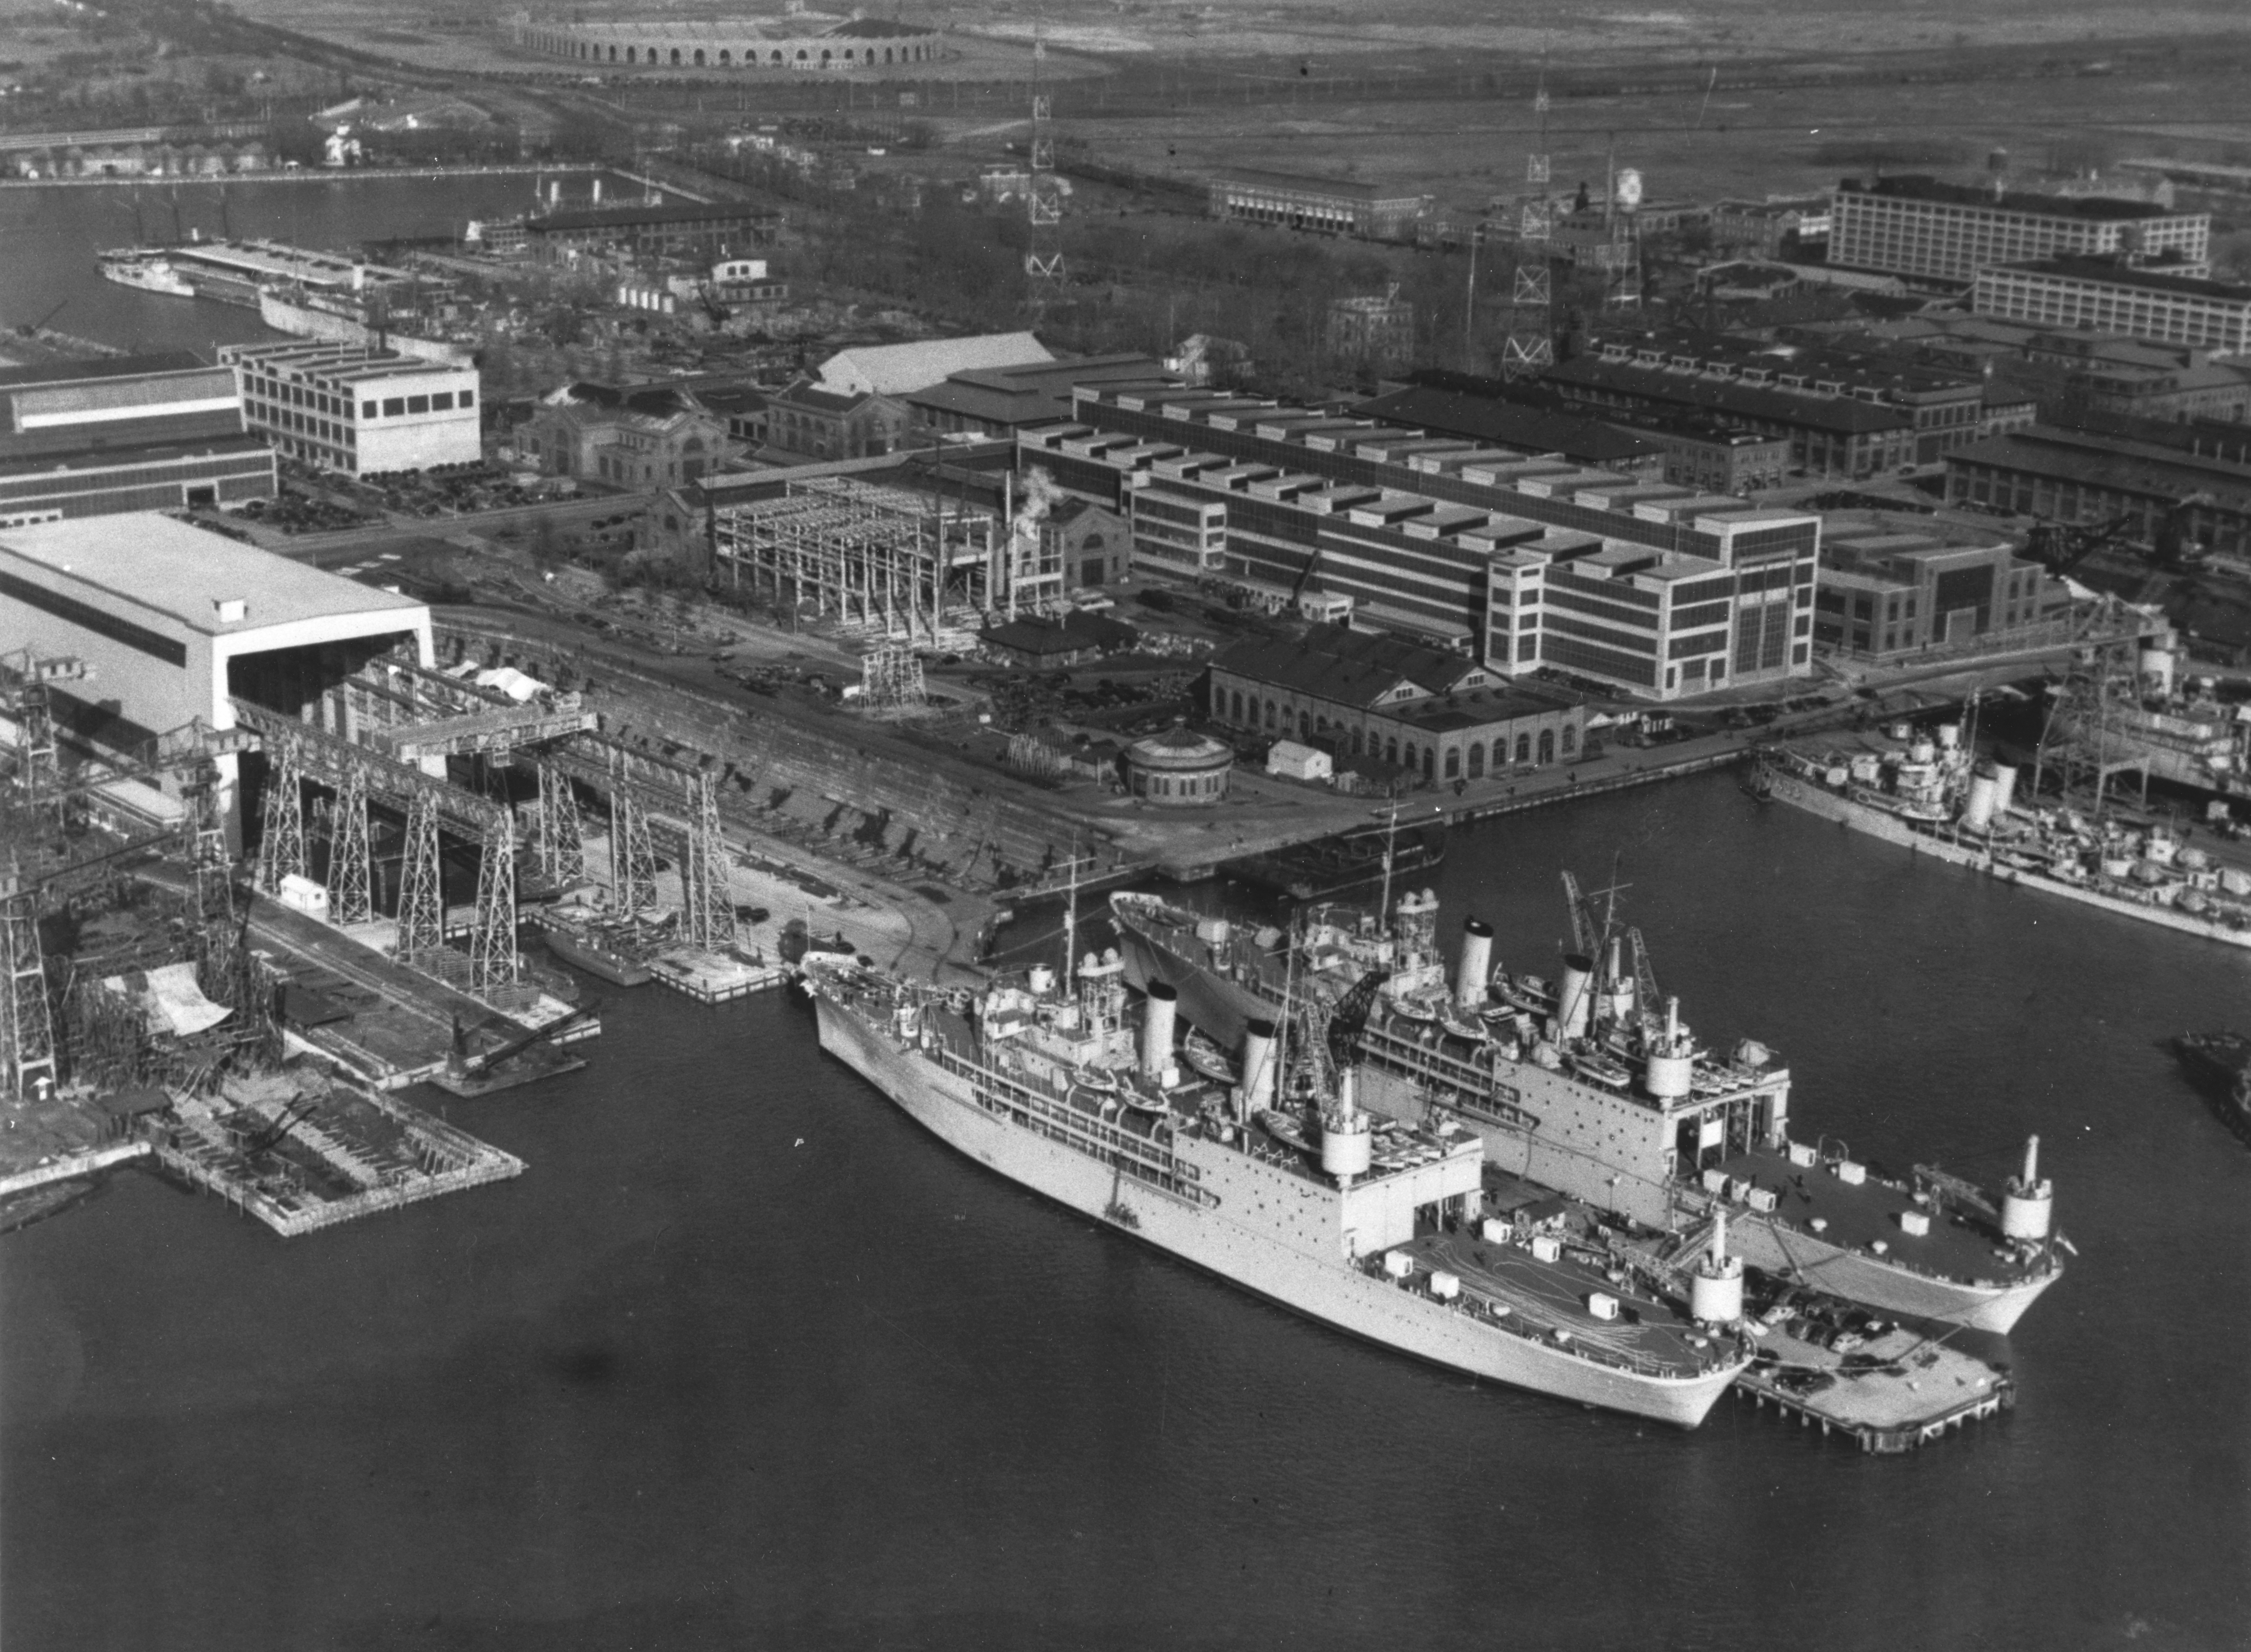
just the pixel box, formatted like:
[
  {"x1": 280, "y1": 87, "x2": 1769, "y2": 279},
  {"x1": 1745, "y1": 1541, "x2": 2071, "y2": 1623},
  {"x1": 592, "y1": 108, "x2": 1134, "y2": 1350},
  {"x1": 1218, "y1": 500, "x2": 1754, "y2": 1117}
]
[
  {"x1": 1829, "y1": 175, "x2": 2210, "y2": 287},
  {"x1": 765, "y1": 379, "x2": 909, "y2": 460},
  {"x1": 1164, "y1": 333, "x2": 1253, "y2": 388},
  {"x1": 1327, "y1": 291, "x2": 1416, "y2": 365},
  {"x1": 817, "y1": 333, "x2": 1054, "y2": 399},
  {"x1": 1814, "y1": 524, "x2": 2070, "y2": 661},
  {"x1": 1972, "y1": 257, "x2": 2251, "y2": 356},
  {"x1": 524, "y1": 199, "x2": 779, "y2": 264},
  {"x1": 901, "y1": 354, "x2": 1173, "y2": 439},
  {"x1": 1207, "y1": 169, "x2": 1427, "y2": 243},
  {"x1": 1206, "y1": 625, "x2": 1584, "y2": 787},
  {"x1": 0, "y1": 353, "x2": 274, "y2": 524},
  {"x1": 1356, "y1": 376, "x2": 1667, "y2": 480},
  {"x1": 1708, "y1": 196, "x2": 1832, "y2": 257},
  {"x1": 522, "y1": 382, "x2": 731, "y2": 487},
  {"x1": 219, "y1": 342, "x2": 481, "y2": 475},
  {"x1": 511, "y1": 12, "x2": 942, "y2": 70},
  {"x1": 1545, "y1": 328, "x2": 2027, "y2": 475},
  {"x1": 1945, "y1": 424, "x2": 2251, "y2": 560}
]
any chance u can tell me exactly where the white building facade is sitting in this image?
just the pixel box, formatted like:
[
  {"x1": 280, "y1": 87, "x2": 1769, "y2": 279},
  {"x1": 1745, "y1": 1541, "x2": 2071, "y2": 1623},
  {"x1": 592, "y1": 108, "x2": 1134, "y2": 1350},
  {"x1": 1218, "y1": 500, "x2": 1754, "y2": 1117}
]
[{"x1": 219, "y1": 342, "x2": 481, "y2": 474}]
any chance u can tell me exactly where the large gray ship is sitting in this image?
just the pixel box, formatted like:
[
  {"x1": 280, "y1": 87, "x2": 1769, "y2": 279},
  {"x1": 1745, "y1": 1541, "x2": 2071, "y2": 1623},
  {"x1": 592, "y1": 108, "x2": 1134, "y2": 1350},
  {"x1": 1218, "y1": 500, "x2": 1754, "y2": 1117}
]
[
  {"x1": 804, "y1": 947, "x2": 1753, "y2": 1428},
  {"x1": 1113, "y1": 882, "x2": 2067, "y2": 1335}
]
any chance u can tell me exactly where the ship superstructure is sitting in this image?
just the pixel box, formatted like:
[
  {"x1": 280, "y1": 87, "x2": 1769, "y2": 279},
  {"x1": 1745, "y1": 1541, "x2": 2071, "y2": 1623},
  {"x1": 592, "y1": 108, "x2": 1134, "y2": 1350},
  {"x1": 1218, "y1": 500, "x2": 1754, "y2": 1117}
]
[
  {"x1": 804, "y1": 937, "x2": 1753, "y2": 1427},
  {"x1": 1115, "y1": 875, "x2": 2067, "y2": 1335}
]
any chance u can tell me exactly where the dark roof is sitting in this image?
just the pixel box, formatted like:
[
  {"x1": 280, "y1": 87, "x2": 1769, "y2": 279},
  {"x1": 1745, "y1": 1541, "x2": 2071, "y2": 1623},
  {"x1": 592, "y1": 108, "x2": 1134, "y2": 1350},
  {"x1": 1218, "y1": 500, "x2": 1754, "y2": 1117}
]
[
  {"x1": 1990, "y1": 256, "x2": 2251, "y2": 304},
  {"x1": 1545, "y1": 357, "x2": 1913, "y2": 436},
  {"x1": 95, "y1": 1085, "x2": 173, "y2": 1117},
  {"x1": 556, "y1": 381, "x2": 709, "y2": 419},
  {"x1": 1837, "y1": 174, "x2": 2192, "y2": 223},
  {"x1": 1356, "y1": 383, "x2": 1661, "y2": 466},
  {"x1": 0, "y1": 432, "x2": 269, "y2": 478},
  {"x1": 1950, "y1": 428, "x2": 2251, "y2": 513},
  {"x1": 772, "y1": 378, "x2": 875, "y2": 415},
  {"x1": 1212, "y1": 624, "x2": 1483, "y2": 709},
  {"x1": 982, "y1": 610, "x2": 1137, "y2": 655},
  {"x1": 0, "y1": 352, "x2": 207, "y2": 390},
  {"x1": 528, "y1": 200, "x2": 779, "y2": 234}
]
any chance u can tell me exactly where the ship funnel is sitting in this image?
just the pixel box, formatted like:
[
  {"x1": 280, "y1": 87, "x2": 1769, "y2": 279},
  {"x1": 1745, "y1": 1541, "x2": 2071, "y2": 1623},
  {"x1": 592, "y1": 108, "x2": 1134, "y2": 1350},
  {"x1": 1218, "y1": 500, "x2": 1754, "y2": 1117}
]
[
  {"x1": 2140, "y1": 646, "x2": 2175, "y2": 697},
  {"x1": 592, "y1": 176, "x2": 603, "y2": 204},
  {"x1": 1692, "y1": 1206, "x2": 1746, "y2": 1325},
  {"x1": 549, "y1": 180, "x2": 561, "y2": 206},
  {"x1": 1242, "y1": 1019, "x2": 1279, "y2": 1111},
  {"x1": 2001, "y1": 1133, "x2": 2054, "y2": 1243},
  {"x1": 1141, "y1": 982, "x2": 1178, "y2": 1080},
  {"x1": 1666, "y1": 995, "x2": 1680, "y2": 1045},
  {"x1": 1457, "y1": 919, "x2": 1494, "y2": 1009},
  {"x1": 1557, "y1": 954, "x2": 1595, "y2": 1039},
  {"x1": 1964, "y1": 768, "x2": 2001, "y2": 834},
  {"x1": 1990, "y1": 764, "x2": 2018, "y2": 816}
]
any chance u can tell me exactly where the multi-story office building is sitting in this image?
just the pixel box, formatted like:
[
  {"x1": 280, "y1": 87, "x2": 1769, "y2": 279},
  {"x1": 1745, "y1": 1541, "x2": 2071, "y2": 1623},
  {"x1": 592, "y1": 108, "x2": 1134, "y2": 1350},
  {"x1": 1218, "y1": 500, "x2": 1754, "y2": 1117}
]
[
  {"x1": 1207, "y1": 169, "x2": 1427, "y2": 243},
  {"x1": 1026, "y1": 386, "x2": 1822, "y2": 700},
  {"x1": 0, "y1": 353, "x2": 273, "y2": 524},
  {"x1": 1814, "y1": 525, "x2": 2070, "y2": 661},
  {"x1": 1972, "y1": 257, "x2": 2251, "y2": 356},
  {"x1": 523, "y1": 199, "x2": 779, "y2": 264},
  {"x1": 1830, "y1": 175, "x2": 2210, "y2": 288},
  {"x1": 219, "y1": 342, "x2": 481, "y2": 474}
]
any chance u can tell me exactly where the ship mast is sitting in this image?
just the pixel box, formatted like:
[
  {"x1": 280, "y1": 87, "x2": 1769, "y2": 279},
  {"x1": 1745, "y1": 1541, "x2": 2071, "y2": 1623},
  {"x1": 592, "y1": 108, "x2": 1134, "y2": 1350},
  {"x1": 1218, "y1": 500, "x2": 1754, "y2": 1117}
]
[
  {"x1": 1060, "y1": 832, "x2": 1081, "y2": 991},
  {"x1": 1376, "y1": 798, "x2": 1401, "y2": 928}
]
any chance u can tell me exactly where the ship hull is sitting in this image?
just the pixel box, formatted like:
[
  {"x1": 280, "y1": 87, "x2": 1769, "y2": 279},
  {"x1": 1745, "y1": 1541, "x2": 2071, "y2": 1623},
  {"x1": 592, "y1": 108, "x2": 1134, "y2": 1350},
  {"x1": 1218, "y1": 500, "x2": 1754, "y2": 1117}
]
[
  {"x1": 98, "y1": 258, "x2": 194, "y2": 298},
  {"x1": 1114, "y1": 921, "x2": 1271, "y2": 1053},
  {"x1": 1763, "y1": 764, "x2": 2251, "y2": 951},
  {"x1": 812, "y1": 992, "x2": 1742, "y2": 1427},
  {"x1": 541, "y1": 927, "x2": 652, "y2": 987},
  {"x1": 1719, "y1": 1217, "x2": 2059, "y2": 1334}
]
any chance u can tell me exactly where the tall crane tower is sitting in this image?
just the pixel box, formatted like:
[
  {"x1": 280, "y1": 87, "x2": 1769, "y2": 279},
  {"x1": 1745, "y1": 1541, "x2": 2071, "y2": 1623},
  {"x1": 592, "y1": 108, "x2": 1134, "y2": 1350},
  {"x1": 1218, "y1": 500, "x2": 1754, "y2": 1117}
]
[
  {"x1": 1501, "y1": 73, "x2": 1556, "y2": 381},
  {"x1": 1023, "y1": 18, "x2": 1065, "y2": 312}
]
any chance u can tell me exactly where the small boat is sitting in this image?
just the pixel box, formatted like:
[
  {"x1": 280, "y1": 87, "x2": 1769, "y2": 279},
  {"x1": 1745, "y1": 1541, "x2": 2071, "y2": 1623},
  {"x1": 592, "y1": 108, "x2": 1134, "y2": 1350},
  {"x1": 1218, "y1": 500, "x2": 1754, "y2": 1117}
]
[
  {"x1": 1571, "y1": 1051, "x2": 1632, "y2": 1090},
  {"x1": 1119, "y1": 1089, "x2": 1173, "y2": 1116},
  {"x1": 1181, "y1": 1027, "x2": 1239, "y2": 1084},
  {"x1": 2173, "y1": 1031, "x2": 2251, "y2": 1144},
  {"x1": 1439, "y1": 1005, "x2": 1488, "y2": 1042},
  {"x1": 1256, "y1": 1108, "x2": 1313, "y2": 1152},
  {"x1": 541, "y1": 923, "x2": 653, "y2": 987},
  {"x1": 1221, "y1": 822, "x2": 1447, "y2": 903}
]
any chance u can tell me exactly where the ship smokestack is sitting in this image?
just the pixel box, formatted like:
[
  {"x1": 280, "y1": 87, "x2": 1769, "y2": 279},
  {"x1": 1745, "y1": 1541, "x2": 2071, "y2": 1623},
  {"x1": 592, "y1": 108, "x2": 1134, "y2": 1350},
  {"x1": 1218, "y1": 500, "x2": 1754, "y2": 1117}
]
[
  {"x1": 2001, "y1": 1133, "x2": 2054, "y2": 1244},
  {"x1": 1457, "y1": 918, "x2": 1493, "y2": 1010},
  {"x1": 1140, "y1": 981, "x2": 1177, "y2": 1080},
  {"x1": 1242, "y1": 1019, "x2": 1279, "y2": 1111},
  {"x1": 2022, "y1": 1134, "x2": 2039, "y2": 1187}
]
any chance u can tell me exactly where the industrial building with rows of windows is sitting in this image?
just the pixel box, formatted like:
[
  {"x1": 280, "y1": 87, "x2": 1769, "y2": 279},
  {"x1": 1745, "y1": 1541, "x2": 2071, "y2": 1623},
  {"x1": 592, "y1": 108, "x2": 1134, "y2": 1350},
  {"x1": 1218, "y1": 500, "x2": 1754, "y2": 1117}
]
[
  {"x1": 218, "y1": 342, "x2": 481, "y2": 474},
  {"x1": 1021, "y1": 385, "x2": 1823, "y2": 702},
  {"x1": 1828, "y1": 175, "x2": 2210, "y2": 288},
  {"x1": 1971, "y1": 257, "x2": 2251, "y2": 357}
]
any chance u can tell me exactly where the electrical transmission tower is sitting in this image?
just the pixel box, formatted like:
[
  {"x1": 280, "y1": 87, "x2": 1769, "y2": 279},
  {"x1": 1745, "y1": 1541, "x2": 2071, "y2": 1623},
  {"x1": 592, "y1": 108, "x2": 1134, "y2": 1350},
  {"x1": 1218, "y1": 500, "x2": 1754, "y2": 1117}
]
[
  {"x1": 0, "y1": 869, "x2": 56, "y2": 1099},
  {"x1": 468, "y1": 808, "x2": 518, "y2": 994},
  {"x1": 395, "y1": 790, "x2": 444, "y2": 962},
  {"x1": 534, "y1": 762, "x2": 584, "y2": 887},
  {"x1": 256, "y1": 740, "x2": 308, "y2": 892},
  {"x1": 1023, "y1": 20, "x2": 1065, "y2": 311},
  {"x1": 1501, "y1": 74, "x2": 1555, "y2": 381},
  {"x1": 678, "y1": 771, "x2": 736, "y2": 953},
  {"x1": 326, "y1": 761, "x2": 372, "y2": 926}
]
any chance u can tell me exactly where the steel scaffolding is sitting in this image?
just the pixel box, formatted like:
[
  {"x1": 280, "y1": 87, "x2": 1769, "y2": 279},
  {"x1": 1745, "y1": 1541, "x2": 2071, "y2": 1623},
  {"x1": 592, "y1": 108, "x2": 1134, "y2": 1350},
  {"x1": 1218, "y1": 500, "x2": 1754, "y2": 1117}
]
[
  {"x1": 0, "y1": 650, "x2": 88, "y2": 828},
  {"x1": 713, "y1": 477, "x2": 999, "y2": 639},
  {"x1": 609, "y1": 752, "x2": 658, "y2": 916},
  {"x1": 396, "y1": 791, "x2": 445, "y2": 962},
  {"x1": 468, "y1": 808, "x2": 519, "y2": 993},
  {"x1": 327, "y1": 761, "x2": 373, "y2": 925},
  {"x1": 0, "y1": 872, "x2": 55, "y2": 1099},
  {"x1": 256, "y1": 740, "x2": 308, "y2": 892},
  {"x1": 534, "y1": 762, "x2": 585, "y2": 887},
  {"x1": 678, "y1": 771, "x2": 735, "y2": 953},
  {"x1": 859, "y1": 641, "x2": 928, "y2": 711},
  {"x1": 180, "y1": 757, "x2": 233, "y2": 922}
]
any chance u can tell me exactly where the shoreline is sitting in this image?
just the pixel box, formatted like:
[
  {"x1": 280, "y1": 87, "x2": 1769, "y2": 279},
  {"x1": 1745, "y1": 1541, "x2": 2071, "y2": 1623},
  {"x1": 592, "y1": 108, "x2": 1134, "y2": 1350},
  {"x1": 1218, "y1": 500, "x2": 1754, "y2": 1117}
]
[{"x1": 0, "y1": 162, "x2": 606, "y2": 192}]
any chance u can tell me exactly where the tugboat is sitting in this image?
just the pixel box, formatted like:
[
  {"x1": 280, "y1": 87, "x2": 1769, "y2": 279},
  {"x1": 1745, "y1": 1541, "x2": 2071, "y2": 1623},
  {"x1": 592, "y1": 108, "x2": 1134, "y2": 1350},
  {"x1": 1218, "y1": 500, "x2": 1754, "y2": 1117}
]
[{"x1": 2173, "y1": 1032, "x2": 2251, "y2": 1143}]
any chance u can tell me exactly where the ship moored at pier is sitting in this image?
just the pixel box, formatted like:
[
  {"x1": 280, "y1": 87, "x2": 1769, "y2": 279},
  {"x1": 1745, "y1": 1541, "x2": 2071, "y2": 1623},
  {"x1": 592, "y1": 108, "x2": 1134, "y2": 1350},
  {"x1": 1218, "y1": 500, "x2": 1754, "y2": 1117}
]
[
  {"x1": 803, "y1": 942, "x2": 1754, "y2": 1428},
  {"x1": 1113, "y1": 878, "x2": 2067, "y2": 1335}
]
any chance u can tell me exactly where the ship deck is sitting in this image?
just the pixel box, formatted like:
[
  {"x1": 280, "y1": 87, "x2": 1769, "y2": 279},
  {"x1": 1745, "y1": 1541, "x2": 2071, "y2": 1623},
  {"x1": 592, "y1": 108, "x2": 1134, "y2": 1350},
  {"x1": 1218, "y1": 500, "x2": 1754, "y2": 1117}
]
[
  {"x1": 1710, "y1": 1148, "x2": 2045, "y2": 1287},
  {"x1": 1394, "y1": 1229, "x2": 1722, "y2": 1375}
]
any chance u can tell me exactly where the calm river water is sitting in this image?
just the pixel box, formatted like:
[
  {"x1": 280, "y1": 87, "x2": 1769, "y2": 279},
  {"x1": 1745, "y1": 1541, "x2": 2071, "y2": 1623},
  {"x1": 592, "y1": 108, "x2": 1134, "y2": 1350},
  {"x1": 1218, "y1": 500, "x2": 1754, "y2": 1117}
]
[{"x1": 6, "y1": 769, "x2": 2249, "y2": 1650}]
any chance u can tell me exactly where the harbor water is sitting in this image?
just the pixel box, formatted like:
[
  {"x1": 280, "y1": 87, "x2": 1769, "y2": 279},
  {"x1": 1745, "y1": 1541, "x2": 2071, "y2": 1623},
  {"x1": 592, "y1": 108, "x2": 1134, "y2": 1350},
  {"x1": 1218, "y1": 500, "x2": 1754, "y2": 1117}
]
[{"x1": 7, "y1": 769, "x2": 2249, "y2": 1649}]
